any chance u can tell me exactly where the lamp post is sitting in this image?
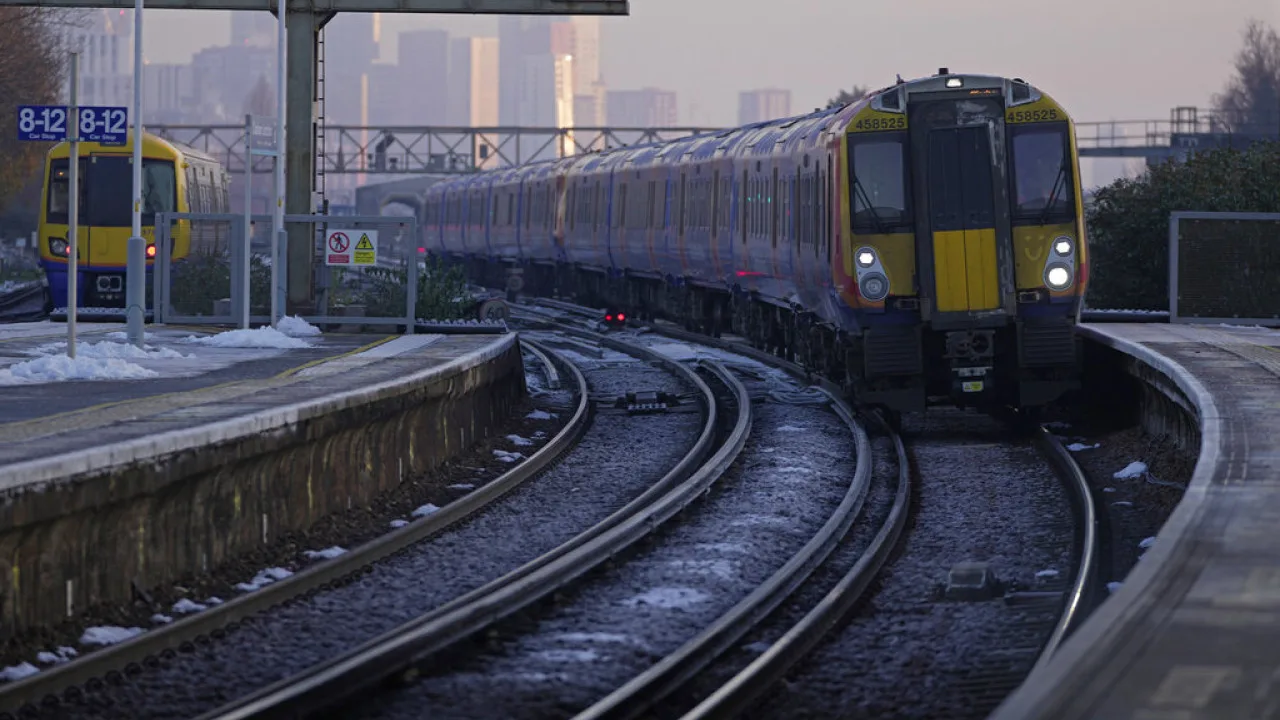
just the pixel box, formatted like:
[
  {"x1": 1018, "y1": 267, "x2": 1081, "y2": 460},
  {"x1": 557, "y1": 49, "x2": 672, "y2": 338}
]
[{"x1": 125, "y1": 0, "x2": 146, "y2": 348}]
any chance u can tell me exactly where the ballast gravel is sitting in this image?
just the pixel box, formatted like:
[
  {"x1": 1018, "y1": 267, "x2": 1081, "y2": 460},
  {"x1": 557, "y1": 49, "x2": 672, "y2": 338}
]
[
  {"x1": 51, "y1": 352, "x2": 703, "y2": 720},
  {"x1": 353, "y1": 375, "x2": 860, "y2": 719}
]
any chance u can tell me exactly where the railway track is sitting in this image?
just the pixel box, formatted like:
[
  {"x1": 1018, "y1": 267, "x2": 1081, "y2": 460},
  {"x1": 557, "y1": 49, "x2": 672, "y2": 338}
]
[{"x1": 0, "y1": 337, "x2": 721, "y2": 719}]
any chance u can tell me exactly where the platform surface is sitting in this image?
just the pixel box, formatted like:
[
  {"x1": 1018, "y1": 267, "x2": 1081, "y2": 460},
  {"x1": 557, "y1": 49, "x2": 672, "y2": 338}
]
[
  {"x1": 995, "y1": 322, "x2": 1280, "y2": 720},
  {"x1": 0, "y1": 322, "x2": 511, "y2": 475}
]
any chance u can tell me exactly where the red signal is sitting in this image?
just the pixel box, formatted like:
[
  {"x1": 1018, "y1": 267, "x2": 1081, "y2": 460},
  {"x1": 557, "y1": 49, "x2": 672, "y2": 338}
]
[
  {"x1": 618, "y1": 313, "x2": 626, "y2": 321},
  {"x1": 605, "y1": 314, "x2": 614, "y2": 322}
]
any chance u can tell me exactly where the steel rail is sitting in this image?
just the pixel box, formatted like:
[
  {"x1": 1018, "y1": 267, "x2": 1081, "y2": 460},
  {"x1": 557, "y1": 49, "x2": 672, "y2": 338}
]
[
  {"x1": 521, "y1": 341, "x2": 561, "y2": 390},
  {"x1": 680, "y1": 410, "x2": 911, "y2": 720},
  {"x1": 1027, "y1": 424, "x2": 1101, "y2": 673},
  {"x1": 197, "y1": 332, "x2": 749, "y2": 720},
  {"x1": 0, "y1": 337, "x2": 591, "y2": 718},
  {"x1": 572, "y1": 383, "x2": 873, "y2": 720}
]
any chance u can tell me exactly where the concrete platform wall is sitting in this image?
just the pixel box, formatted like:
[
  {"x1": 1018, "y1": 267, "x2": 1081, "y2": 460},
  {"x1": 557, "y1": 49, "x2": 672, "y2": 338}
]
[{"x1": 0, "y1": 335, "x2": 525, "y2": 634}]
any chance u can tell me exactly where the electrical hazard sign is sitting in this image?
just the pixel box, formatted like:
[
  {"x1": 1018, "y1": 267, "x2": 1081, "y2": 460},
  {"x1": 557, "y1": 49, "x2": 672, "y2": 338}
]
[{"x1": 352, "y1": 231, "x2": 378, "y2": 266}]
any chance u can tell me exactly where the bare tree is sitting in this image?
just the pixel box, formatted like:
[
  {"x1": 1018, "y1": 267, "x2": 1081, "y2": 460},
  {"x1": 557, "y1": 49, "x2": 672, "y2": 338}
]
[
  {"x1": 243, "y1": 74, "x2": 275, "y2": 118},
  {"x1": 1213, "y1": 19, "x2": 1280, "y2": 136},
  {"x1": 0, "y1": 8, "x2": 87, "y2": 213},
  {"x1": 826, "y1": 85, "x2": 870, "y2": 109}
]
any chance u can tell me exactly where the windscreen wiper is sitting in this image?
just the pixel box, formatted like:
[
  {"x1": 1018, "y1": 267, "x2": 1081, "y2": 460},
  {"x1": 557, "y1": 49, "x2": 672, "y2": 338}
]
[
  {"x1": 1036, "y1": 162, "x2": 1067, "y2": 225},
  {"x1": 852, "y1": 177, "x2": 888, "y2": 234}
]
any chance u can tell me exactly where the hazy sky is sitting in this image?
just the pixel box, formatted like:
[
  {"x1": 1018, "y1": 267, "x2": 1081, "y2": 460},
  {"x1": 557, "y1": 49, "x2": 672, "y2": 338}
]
[{"x1": 143, "y1": 0, "x2": 1278, "y2": 128}]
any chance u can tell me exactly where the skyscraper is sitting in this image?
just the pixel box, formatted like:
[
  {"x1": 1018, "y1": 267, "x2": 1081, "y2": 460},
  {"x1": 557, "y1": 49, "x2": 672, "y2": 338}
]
[
  {"x1": 396, "y1": 29, "x2": 450, "y2": 125},
  {"x1": 606, "y1": 88, "x2": 678, "y2": 127},
  {"x1": 449, "y1": 36, "x2": 501, "y2": 168},
  {"x1": 230, "y1": 11, "x2": 275, "y2": 48},
  {"x1": 64, "y1": 9, "x2": 133, "y2": 108},
  {"x1": 739, "y1": 89, "x2": 792, "y2": 125}
]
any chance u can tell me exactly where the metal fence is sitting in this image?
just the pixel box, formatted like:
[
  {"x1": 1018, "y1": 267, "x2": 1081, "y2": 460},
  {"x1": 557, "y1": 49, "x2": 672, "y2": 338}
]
[
  {"x1": 1170, "y1": 211, "x2": 1280, "y2": 326},
  {"x1": 154, "y1": 212, "x2": 418, "y2": 329}
]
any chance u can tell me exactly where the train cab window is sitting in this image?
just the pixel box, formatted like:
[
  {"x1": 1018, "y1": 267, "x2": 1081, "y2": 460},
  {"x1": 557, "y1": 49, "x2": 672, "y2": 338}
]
[
  {"x1": 46, "y1": 159, "x2": 87, "y2": 224},
  {"x1": 848, "y1": 134, "x2": 910, "y2": 233},
  {"x1": 1010, "y1": 125, "x2": 1074, "y2": 221}
]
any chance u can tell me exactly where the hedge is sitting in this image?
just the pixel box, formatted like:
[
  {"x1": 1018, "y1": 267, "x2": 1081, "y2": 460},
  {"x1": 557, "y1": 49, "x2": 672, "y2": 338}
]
[{"x1": 1085, "y1": 140, "x2": 1280, "y2": 310}]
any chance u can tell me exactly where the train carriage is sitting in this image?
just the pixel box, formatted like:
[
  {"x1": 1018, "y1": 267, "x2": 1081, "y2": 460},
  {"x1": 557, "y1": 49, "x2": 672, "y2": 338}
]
[
  {"x1": 426, "y1": 70, "x2": 1087, "y2": 416},
  {"x1": 38, "y1": 131, "x2": 229, "y2": 310}
]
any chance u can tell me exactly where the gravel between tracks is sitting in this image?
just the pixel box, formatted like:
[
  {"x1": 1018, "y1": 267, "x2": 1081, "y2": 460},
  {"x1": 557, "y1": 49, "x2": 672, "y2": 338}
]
[
  {"x1": 352, "y1": 374, "x2": 859, "y2": 720},
  {"x1": 735, "y1": 409, "x2": 1075, "y2": 720},
  {"x1": 42, "y1": 351, "x2": 703, "y2": 720},
  {"x1": 0, "y1": 352, "x2": 571, "y2": 683}
]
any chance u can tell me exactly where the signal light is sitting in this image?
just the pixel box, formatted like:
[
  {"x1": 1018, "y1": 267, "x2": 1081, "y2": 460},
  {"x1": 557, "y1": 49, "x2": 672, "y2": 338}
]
[
  {"x1": 146, "y1": 245, "x2": 156, "y2": 258},
  {"x1": 618, "y1": 313, "x2": 625, "y2": 321},
  {"x1": 606, "y1": 314, "x2": 614, "y2": 322}
]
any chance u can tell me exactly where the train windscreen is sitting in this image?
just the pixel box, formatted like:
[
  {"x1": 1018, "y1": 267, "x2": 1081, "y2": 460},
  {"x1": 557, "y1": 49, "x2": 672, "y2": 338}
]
[
  {"x1": 848, "y1": 133, "x2": 911, "y2": 233},
  {"x1": 1009, "y1": 125, "x2": 1074, "y2": 223},
  {"x1": 46, "y1": 157, "x2": 177, "y2": 227}
]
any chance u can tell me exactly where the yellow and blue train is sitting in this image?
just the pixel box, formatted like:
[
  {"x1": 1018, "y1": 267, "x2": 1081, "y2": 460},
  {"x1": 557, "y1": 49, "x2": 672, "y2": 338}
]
[
  {"x1": 38, "y1": 131, "x2": 230, "y2": 310},
  {"x1": 427, "y1": 70, "x2": 1089, "y2": 413}
]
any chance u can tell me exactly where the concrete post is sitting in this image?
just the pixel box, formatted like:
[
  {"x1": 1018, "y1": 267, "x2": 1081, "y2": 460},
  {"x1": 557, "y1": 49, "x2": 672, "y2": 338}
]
[{"x1": 285, "y1": 10, "x2": 320, "y2": 313}]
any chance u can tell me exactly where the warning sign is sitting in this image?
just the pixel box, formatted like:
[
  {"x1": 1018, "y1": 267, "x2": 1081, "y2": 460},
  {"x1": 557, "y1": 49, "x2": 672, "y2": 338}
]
[
  {"x1": 352, "y1": 231, "x2": 378, "y2": 266},
  {"x1": 325, "y1": 230, "x2": 351, "y2": 266}
]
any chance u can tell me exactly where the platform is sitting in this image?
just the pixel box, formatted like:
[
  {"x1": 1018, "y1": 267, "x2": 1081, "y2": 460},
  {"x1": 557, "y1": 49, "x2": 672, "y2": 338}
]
[
  {"x1": 995, "y1": 322, "x2": 1280, "y2": 720},
  {"x1": 0, "y1": 321, "x2": 525, "y2": 633}
]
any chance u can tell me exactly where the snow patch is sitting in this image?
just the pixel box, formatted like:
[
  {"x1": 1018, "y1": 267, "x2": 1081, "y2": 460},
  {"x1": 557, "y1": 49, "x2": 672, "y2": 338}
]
[
  {"x1": 276, "y1": 315, "x2": 322, "y2": 337},
  {"x1": 1113, "y1": 461, "x2": 1148, "y2": 479},
  {"x1": 303, "y1": 546, "x2": 348, "y2": 560},
  {"x1": 553, "y1": 632, "x2": 634, "y2": 645},
  {"x1": 205, "y1": 596, "x2": 224, "y2": 605},
  {"x1": 1035, "y1": 569, "x2": 1060, "y2": 578},
  {"x1": 1112, "y1": 501, "x2": 1134, "y2": 508},
  {"x1": 533, "y1": 649, "x2": 599, "y2": 663},
  {"x1": 776, "y1": 425, "x2": 806, "y2": 433},
  {"x1": 171, "y1": 598, "x2": 207, "y2": 614},
  {"x1": 29, "y1": 340, "x2": 190, "y2": 360},
  {"x1": 412, "y1": 504, "x2": 440, "y2": 518},
  {"x1": 1139, "y1": 536, "x2": 1157, "y2": 549},
  {"x1": 744, "y1": 641, "x2": 772, "y2": 653},
  {"x1": 448, "y1": 483, "x2": 475, "y2": 490},
  {"x1": 235, "y1": 566, "x2": 293, "y2": 592},
  {"x1": 182, "y1": 327, "x2": 311, "y2": 349},
  {"x1": 80, "y1": 626, "x2": 144, "y2": 646},
  {"x1": 620, "y1": 587, "x2": 709, "y2": 610},
  {"x1": 506, "y1": 434, "x2": 534, "y2": 446},
  {"x1": 151, "y1": 614, "x2": 173, "y2": 625},
  {"x1": 1066, "y1": 442, "x2": 1100, "y2": 452},
  {"x1": 0, "y1": 663, "x2": 38, "y2": 681},
  {"x1": 526, "y1": 409, "x2": 557, "y2": 420},
  {"x1": 1103, "y1": 487, "x2": 1117, "y2": 493},
  {"x1": 36, "y1": 647, "x2": 77, "y2": 665},
  {"x1": 389, "y1": 519, "x2": 410, "y2": 528},
  {"x1": 0, "y1": 353, "x2": 157, "y2": 385},
  {"x1": 493, "y1": 449, "x2": 524, "y2": 463},
  {"x1": 1107, "y1": 581, "x2": 1123, "y2": 594}
]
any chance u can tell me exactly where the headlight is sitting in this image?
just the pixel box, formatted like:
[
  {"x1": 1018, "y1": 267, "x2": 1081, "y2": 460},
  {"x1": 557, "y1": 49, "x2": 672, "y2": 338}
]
[
  {"x1": 859, "y1": 272, "x2": 890, "y2": 302},
  {"x1": 49, "y1": 238, "x2": 68, "y2": 257},
  {"x1": 1053, "y1": 236, "x2": 1073, "y2": 256},
  {"x1": 1045, "y1": 263, "x2": 1072, "y2": 290},
  {"x1": 856, "y1": 247, "x2": 876, "y2": 268}
]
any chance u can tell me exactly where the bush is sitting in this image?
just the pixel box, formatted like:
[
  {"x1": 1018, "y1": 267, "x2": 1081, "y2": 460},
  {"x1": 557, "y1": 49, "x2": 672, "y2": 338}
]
[
  {"x1": 342, "y1": 254, "x2": 471, "y2": 321},
  {"x1": 1086, "y1": 140, "x2": 1280, "y2": 310},
  {"x1": 169, "y1": 251, "x2": 271, "y2": 316}
]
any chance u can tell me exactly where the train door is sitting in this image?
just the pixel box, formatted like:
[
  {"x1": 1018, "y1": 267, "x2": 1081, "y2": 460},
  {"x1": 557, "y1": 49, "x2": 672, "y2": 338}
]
[{"x1": 919, "y1": 126, "x2": 999, "y2": 313}]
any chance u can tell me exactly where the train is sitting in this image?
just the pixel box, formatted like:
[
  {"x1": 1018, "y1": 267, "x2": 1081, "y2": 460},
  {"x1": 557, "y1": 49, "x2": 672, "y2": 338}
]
[
  {"x1": 420, "y1": 70, "x2": 1088, "y2": 415},
  {"x1": 38, "y1": 131, "x2": 230, "y2": 310}
]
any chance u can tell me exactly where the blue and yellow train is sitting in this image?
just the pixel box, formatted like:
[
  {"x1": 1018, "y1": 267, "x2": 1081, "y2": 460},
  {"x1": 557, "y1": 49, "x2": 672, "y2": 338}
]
[
  {"x1": 38, "y1": 131, "x2": 230, "y2": 310},
  {"x1": 427, "y1": 70, "x2": 1088, "y2": 414}
]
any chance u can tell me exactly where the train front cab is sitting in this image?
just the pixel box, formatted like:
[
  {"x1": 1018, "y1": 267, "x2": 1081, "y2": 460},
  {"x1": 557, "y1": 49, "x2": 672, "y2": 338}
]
[
  {"x1": 37, "y1": 133, "x2": 222, "y2": 310},
  {"x1": 845, "y1": 73, "x2": 1083, "y2": 412}
]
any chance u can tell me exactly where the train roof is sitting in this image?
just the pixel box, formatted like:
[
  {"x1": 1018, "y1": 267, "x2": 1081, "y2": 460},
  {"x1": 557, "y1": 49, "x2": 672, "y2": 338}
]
[{"x1": 46, "y1": 130, "x2": 222, "y2": 166}]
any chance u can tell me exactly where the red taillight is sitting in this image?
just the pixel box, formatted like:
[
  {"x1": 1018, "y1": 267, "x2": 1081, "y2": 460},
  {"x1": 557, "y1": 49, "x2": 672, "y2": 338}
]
[
  {"x1": 417, "y1": 247, "x2": 426, "y2": 253},
  {"x1": 605, "y1": 314, "x2": 614, "y2": 322},
  {"x1": 618, "y1": 313, "x2": 625, "y2": 321},
  {"x1": 146, "y1": 245, "x2": 156, "y2": 258}
]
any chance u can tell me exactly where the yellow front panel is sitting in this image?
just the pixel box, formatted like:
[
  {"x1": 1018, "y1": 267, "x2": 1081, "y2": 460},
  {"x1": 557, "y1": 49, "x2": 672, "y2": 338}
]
[
  {"x1": 933, "y1": 230, "x2": 968, "y2": 312},
  {"x1": 849, "y1": 232, "x2": 915, "y2": 295},
  {"x1": 1013, "y1": 223, "x2": 1074, "y2": 288},
  {"x1": 964, "y1": 227, "x2": 999, "y2": 309},
  {"x1": 933, "y1": 228, "x2": 999, "y2": 312}
]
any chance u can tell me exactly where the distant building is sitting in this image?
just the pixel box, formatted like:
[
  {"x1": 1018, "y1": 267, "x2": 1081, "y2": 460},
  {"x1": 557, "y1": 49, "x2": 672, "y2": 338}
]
[
  {"x1": 448, "y1": 36, "x2": 501, "y2": 167},
  {"x1": 143, "y1": 63, "x2": 193, "y2": 123},
  {"x1": 322, "y1": 14, "x2": 377, "y2": 126},
  {"x1": 63, "y1": 9, "x2": 133, "y2": 108},
  {"x1": 230, "y1": 11, "x2": 275, "y2": 49},
  {"x1": 606, "y1": 88, "x2": 678, "y2": 127},
  {"x1": 395, "y1": 29, "x2": 450, "y2": 126},
  {"x1": 188, "y1": 44, "x2": 275, "y2": 122},
  {"x1": 738, "y1": 89, "x2": 791, "y2": 125}
]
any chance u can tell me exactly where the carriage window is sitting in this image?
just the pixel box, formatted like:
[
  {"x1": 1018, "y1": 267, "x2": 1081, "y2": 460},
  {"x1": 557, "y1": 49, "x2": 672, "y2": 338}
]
[
  {"x1": 1010, "y1": 125, "x2": 1073, "y2": 220},
  {"x1": 848, "y1": 134, "x2": 909, "y2": 232}
]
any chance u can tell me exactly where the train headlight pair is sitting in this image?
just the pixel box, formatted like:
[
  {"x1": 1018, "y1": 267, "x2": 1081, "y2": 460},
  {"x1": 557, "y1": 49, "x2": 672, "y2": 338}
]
[{"x1": 49, "y1": 238, "x2": 68, "y2": 257}]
